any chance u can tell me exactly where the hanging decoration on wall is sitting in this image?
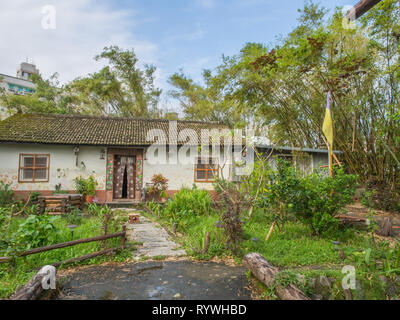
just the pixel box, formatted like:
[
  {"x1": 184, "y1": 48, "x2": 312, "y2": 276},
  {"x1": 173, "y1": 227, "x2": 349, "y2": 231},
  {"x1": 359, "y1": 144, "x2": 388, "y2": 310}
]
[
  {"x1": 136, "y1": 159, "x2": 143, "y2": 191},
  {"x1": 106, "y1": 154, "x2": 113, "y2": 191}
]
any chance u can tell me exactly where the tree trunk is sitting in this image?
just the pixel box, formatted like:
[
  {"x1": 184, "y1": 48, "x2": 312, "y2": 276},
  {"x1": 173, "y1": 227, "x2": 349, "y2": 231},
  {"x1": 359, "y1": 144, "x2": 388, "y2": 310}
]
[
  {"x1": 243, "y1": 253, "x2": 310, "y2": 300},
  {"x1": 11, "y1": 266, "x2": 57, "y2": 300}
]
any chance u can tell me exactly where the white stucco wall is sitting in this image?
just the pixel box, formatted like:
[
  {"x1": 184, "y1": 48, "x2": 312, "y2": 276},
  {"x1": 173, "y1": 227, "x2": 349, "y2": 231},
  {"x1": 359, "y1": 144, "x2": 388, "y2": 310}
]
[
  {"x1": 0, "y1": 143, "x2": 107, "y2": 191},
  {"x1": 0, "y1": 143, "x2": 232, "y2": 194},
  {"x1": 143, "y1": 146, "x2": 231, "y2": 191}
]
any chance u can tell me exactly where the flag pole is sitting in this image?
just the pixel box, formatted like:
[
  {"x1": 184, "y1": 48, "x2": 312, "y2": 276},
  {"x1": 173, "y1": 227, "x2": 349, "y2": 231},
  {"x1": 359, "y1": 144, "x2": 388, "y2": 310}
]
[
  {"x1": 329, "y1": 143, "x2": 333, "y2": 177},
  {"x1": 322, "y1": 90, "x2": 334, "y2": 177}
]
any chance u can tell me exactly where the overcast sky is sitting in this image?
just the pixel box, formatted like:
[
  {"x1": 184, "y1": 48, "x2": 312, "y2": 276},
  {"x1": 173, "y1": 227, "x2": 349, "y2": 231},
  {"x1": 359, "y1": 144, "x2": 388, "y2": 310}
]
[{"x1": 0, "y1": 0, "x2": 353, "y2": 112}]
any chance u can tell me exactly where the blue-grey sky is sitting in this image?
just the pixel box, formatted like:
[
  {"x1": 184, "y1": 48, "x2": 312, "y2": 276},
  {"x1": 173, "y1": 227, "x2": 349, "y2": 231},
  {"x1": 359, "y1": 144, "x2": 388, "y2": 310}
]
[{"x1": 0, "y1": 0, "x2": 354, "y2": 111}]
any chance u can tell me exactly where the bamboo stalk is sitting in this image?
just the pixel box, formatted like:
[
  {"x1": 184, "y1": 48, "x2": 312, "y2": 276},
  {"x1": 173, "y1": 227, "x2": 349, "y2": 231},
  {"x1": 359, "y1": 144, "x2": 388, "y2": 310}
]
[{"x1": 265, "y1": 222, "x2": 276, "y2": 241}]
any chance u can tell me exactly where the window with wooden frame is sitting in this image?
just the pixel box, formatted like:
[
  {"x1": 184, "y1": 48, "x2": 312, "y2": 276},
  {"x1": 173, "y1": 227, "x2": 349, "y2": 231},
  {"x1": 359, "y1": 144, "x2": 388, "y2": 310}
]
[
  {"x1": 194, "y1": 157, "x2": 219, "y2": 183},
  {"x1": 18, "y1": 154, "x2": 50, "y2": 182}
]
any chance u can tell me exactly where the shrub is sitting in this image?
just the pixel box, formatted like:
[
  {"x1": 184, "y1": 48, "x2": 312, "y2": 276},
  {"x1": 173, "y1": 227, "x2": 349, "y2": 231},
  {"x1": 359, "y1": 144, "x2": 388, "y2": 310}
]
[
  {"x1": 361, "y1": 177, "x2": 400, "y2": 213},
  {"x1": 14, "y1": 215, "x2": 60, "y2": 249},
  {"x1": 29, "y1": 192, "x2": 42, "y2": 205},
  {"x1": 213, "y1": 179, "x2": 248, "y2": 255},
  {"x1": 147, "y1": 174, "x2": 168, "y2": 198},
  {"x1": 0, "y1": 207, "x2": 10, "y2": 227},
  {"x1": 259, "y1": 159, "x2": 300, "y2": 229},
  {"x1": 163, "y1": 187, "x2": 212, "y2": 221},
  {"x1": 23, "y1": 204, "x2": 39, "y2": 216},
  {"x1": 0, "y1": 182, "x2": 14, "y2": 207},
  {"x1": 294, "y1": 168, "x2": 357, "y2": 235},
  {"x1": 64, "y1": 207, "x2": 83, "y2": 225},
  {"x1": 258, "y1": 159, "x2": 357, "y2": 235},
  {"x1": 360, "y1": 190, "x2": 376, "y2": 209},
  {"x1": 87, "y1": 203, "x2": 124, "y2": 234},
  {"x1": 74, "y1": 175, "x2": 98, "y2": 196}
]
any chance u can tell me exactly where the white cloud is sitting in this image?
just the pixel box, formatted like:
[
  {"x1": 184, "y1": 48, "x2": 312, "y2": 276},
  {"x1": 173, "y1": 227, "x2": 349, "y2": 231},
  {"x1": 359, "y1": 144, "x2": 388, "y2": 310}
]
[{"x1": 0, "y1": 0, "x2": 159, "y2": 84}]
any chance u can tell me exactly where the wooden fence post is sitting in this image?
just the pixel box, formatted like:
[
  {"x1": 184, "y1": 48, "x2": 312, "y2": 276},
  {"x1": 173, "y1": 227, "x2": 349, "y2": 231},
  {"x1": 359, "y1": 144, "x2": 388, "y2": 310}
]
[
  {"x1": 79, "y1": 195, "x2": 84, "y2": 210},
  {"x1": 203, "y1": 232, "x2": 210, "y2": 254},
  {"x1": 38, "y1": 198, "x2": 45, "y2": 214},
  {"x1": 120, "y1": 226, "x2": 126, "y2": 249}
]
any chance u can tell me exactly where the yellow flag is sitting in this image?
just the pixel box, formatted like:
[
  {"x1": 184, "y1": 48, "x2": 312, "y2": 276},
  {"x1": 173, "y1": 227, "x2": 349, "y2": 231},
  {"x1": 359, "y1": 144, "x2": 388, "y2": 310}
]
[{"x1": 322, "y1": 91, "x2": 333, "y2": 147}]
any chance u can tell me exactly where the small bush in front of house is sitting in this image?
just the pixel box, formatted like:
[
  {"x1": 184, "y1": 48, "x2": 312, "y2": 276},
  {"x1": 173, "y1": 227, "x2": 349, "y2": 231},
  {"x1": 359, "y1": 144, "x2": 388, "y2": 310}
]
[
  {"x1": 258, "y1": 159, "x2": 357, "y2": 236},
  {"x1": 0, "y1": 207, "x2": 12, "y2": 250},
  {"x1": 87, "y1": 203, "x2": 126, "y2": 234},
  {"x1": 64, "y1": 207, "x2": 83, "y2": 226},
  {"x1": 74, "y1": 175, "x2": 98, "y2": 196},
  {"x1": 0, "y1": 181, "x2": 14, "y2": 207},
  {"x1": 294, "y1": 168, "x2": 357, "y2": 235},
  {"x1": 14, "y1": 214, "x2": 60, "y2": 250},
  {"x1": 147, "y1": 174, "x2": 169, "y2": 199},
  {"x1": 163, "y1": 186, "x2": 213, "y2": 221},
  {"x1": 213, "y1": 179, "x2": 248, "y2": 256},
  {"x1": 258, "y1": 159, "x2": 300, "y2": 230}
]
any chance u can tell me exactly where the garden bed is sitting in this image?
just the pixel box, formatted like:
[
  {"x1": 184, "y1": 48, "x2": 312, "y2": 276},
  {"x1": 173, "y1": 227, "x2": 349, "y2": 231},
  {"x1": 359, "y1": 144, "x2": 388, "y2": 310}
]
[{"x1": 0, "y1": 204, "x2": 132, "y2": 299}]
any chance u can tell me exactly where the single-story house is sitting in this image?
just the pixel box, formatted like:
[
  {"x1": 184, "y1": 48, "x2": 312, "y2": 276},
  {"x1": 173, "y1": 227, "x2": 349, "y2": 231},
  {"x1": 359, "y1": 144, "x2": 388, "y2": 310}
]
[{"x1": 0, "y1": 113, "x2": 338, "y2": 204}]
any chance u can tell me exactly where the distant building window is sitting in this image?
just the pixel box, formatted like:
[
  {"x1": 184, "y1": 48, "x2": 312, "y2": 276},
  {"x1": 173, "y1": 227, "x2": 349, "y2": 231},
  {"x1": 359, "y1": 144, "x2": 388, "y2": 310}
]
[
  {"x1": 194, "y1": 157, "x2": 219, "y2": 183},
  {"x1": 18, "y1": 154, "x2": 50, "y2": 182}
]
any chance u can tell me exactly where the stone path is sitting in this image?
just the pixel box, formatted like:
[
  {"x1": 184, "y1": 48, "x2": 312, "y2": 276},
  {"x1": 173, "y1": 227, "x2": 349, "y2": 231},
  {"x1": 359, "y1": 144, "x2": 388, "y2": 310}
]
[{"x1": 123, "y1": 210, "x2": 186, "y2": 260}]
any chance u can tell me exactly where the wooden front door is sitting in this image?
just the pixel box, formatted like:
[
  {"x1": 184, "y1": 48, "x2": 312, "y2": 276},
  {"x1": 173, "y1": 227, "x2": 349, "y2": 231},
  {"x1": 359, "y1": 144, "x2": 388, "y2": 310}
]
[{"x1": 113, "y1": 155, "x2": 136, "y2": 200}]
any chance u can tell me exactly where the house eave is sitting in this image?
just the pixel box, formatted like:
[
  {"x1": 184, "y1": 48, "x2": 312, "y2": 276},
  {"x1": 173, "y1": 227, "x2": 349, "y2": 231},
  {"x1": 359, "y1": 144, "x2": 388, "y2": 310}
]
[{"x1": 256, "y1": 144, "x2": 344, "y2": 155}]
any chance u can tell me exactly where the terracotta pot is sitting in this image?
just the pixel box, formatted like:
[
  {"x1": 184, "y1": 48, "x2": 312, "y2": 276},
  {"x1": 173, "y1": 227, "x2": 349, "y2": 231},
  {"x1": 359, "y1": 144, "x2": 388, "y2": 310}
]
[{"x1": 85, "y1": 195, "x2": 94, "y2": 203}]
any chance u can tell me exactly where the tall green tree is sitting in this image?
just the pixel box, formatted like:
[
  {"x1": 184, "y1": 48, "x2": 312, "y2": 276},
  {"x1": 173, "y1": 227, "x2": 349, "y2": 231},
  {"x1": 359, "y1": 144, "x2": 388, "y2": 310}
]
[
  {"x1": 67, "y1": 46, "x2": 162, "y2": 117},
  {"x1": 0, "y1": 73, "x2": 72, "y2": 115},
  {"x1": 168, "y1": 69, "x2": 246, "y2": 127},
  {"x1": 169, "y1": 0, "x2": 399, "y2": 186},
  {"x1": 0, "y1": 46, "x2": 162, "y2": 118}
]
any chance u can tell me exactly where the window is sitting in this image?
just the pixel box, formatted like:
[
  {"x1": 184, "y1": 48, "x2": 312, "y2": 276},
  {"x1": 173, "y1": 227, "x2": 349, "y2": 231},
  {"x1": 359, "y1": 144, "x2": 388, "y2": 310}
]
[
  {"x1": 195, "y1": 157, "x2": 219, "y2": 183},
  {"x1": 19, "y1": 154, "x2": 50, "y2": 182}
]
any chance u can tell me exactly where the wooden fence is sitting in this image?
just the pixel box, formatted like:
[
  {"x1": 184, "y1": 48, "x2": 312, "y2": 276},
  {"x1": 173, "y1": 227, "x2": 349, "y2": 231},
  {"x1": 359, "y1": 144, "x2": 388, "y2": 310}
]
[{"x1": 0, "y1": 226, "x2": 126, "y2": 268}]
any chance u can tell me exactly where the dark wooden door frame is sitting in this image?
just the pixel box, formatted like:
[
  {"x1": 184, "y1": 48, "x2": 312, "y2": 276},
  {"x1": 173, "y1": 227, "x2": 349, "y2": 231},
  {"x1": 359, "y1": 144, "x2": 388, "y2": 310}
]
[{"x1": 105, "y1": 148, "x2": 144, "y2": 203}]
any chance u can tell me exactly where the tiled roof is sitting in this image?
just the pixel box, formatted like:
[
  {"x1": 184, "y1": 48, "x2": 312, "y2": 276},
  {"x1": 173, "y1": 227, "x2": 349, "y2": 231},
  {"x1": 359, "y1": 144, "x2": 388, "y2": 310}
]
[{"x1": 0, "y1": 113, "x2": 231, "y2": 146}]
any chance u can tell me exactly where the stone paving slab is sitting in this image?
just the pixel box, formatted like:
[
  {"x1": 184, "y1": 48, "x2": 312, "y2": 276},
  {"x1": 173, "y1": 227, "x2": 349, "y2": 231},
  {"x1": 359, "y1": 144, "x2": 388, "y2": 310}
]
[{"x1": 125, "y1": 212, "x2": 186, "y2": 260}]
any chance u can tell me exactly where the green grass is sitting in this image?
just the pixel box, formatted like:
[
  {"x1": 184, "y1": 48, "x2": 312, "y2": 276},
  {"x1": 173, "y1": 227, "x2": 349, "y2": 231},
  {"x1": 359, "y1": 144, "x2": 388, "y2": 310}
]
[
  {"x1": 145, "y1": 205, "x2": 394, "y2": 300},
  {"x1": 0, "y1": 213, "x2": 132, "y2": 299}
]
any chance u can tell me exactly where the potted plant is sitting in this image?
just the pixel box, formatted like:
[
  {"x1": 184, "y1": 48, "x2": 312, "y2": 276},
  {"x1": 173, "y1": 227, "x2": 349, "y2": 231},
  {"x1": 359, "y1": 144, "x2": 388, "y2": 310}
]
[
  {"x1": 147, "y1": 174, "x2": 169, "y2": 203},
  {"x1": 74, "y1": 175, "x2": 98, "y2": 203}
]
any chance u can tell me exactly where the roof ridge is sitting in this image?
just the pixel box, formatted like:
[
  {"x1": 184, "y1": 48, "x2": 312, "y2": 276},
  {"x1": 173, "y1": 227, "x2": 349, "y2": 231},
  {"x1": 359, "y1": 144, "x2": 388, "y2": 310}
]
[{"x1": 18, "y1": 113, "x2": 226, "y2": 126}]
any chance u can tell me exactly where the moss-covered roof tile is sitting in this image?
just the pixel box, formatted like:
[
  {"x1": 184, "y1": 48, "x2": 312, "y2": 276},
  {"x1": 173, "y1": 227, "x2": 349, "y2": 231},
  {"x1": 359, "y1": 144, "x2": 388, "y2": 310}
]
[{"x1": 0, "y1": 113, "x2": 231, "y2": 146}]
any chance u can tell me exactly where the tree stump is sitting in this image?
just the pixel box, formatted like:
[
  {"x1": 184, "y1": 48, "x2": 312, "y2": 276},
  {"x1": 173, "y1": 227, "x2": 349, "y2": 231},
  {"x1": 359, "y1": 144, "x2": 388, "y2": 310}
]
[
  {"x1": 378, "y1": 217, "x2": 393, "y2": 237},
  {"x1": 243, "y1": 253, "x2": 310, "y2": 300}
]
